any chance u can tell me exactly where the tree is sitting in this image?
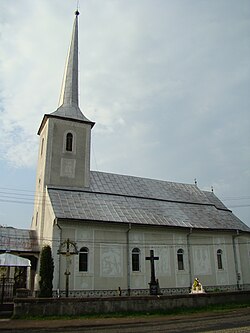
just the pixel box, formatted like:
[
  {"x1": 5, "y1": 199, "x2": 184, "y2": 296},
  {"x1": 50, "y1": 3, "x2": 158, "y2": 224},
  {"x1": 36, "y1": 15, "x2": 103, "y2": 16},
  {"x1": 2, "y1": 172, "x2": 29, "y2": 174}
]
[{"x1": 39, "y1": 245, "x2": 54, "y2": 297}]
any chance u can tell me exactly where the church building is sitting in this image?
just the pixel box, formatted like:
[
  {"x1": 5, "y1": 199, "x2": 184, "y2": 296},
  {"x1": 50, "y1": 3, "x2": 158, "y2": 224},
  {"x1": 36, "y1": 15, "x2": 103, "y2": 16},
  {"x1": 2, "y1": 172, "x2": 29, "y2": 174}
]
[{"x1": 31, "y1": 11, "x2": 250, "y2": 296}]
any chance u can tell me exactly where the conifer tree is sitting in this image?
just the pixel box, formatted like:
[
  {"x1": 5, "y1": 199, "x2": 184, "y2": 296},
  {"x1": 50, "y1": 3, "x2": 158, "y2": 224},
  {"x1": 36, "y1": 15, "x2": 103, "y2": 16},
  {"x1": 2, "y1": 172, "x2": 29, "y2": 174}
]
[{"x1": 39, "y1": 245, "x2": 54, "y2": 297}]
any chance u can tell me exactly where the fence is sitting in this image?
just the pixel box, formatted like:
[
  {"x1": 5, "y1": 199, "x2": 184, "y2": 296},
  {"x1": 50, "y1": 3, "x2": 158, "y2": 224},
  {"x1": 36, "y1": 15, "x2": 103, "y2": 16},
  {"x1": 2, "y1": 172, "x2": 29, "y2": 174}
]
[{"x1": 0, "y1": 278, "x2": 14, "y2": 304}]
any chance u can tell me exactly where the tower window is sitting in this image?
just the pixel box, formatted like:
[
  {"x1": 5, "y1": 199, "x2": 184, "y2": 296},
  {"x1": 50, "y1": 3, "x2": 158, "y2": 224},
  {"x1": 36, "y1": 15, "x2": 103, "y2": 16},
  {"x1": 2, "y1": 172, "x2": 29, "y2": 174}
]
[
  {"x1": 40, "y1": 138, "x2": 44, "y2": 156},
  {"x1": 217, "y1": 249, "x2": 223, "y2": 270},
  {"x1": 79, "y1": 247, "x2": 88, "y2": 272},
  {"x1": 132, "y1": 247, "x2": 140, "y2": 272},
  {"x1": 177, "y1": 248, "x2": 184, "y2": 270},
  {"x1": 66, "y1": 133, "x2": 73, "y2": 151},
  {"x1": 35, "y1": 212, "x2": 38, "y2": 226}
]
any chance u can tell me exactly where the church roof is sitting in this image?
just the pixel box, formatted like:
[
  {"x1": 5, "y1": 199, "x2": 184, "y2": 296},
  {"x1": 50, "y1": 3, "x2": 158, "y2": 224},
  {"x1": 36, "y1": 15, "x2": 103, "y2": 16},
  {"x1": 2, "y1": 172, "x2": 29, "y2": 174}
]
[
  {"x1": 0, "y1": 227, "x2": 39, "y2": 253},
  {"x1": 47, "y1": 171, "x2": 250, "y2": 233}
]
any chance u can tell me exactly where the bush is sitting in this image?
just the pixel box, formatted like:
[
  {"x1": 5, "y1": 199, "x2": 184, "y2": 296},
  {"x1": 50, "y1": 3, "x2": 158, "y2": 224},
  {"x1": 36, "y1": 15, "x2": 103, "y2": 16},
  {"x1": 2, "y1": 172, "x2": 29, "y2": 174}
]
[{"x1": 39, "y1": 245, "x2": 54, "y2": 297}]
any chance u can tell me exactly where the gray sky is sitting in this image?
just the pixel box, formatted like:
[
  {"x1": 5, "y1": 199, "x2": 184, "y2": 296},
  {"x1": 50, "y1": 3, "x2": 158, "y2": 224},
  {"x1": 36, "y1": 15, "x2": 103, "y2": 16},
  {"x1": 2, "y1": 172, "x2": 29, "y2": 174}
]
[{"x1": 0, "y1": 0, "x2": 249, "y2": 229}]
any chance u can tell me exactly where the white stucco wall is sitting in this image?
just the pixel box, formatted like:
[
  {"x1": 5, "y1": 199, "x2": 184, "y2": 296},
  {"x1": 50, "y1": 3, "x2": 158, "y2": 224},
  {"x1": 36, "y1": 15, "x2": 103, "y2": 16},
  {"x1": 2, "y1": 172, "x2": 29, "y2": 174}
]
[{"x1": 50, "y1": 221, "x2": 250, "y2": 293}]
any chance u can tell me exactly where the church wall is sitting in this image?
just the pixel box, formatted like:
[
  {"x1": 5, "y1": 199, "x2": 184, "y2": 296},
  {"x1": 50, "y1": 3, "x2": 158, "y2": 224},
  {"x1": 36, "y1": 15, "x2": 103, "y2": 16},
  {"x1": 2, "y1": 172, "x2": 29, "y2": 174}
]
[
  {"x1": 33, "y1": 192, "x2": 56, "y2": 291},
  {"x1": 56, "y1": 223, "x2": 129, "y2": 292},
  {"x1": 190, "y1": 230, "x2": 244, "y2": 290},
  {"x1": 213, "y1": 235, "x2": 230, "y2": 286},
  {"x1": 135, "y1": 227, "x2": 177, "y2": 289},
  {"x1": 50, "y1": 221, "x2": 250, "y2": 295},
  {"x1": 31, "y1": 120, "x2": 49, "y2": 232},
  {"x1": 51, "y1": 223, "x2": 62, "y2": 292},
  {"x1": 174, "y1": 233, "x2": 190, "y2": 287},
  {"x1": 93, "y1": 228, "x2": 128, "y2": 290},
  {"x1": 189, "y1": 232, "x2": 239, "y2": 288},
  {"x1": 238, "y1": 235, "x2": 250, "y2": 284},
  {"x1": 42, "y1": 191, "x2": 56, "y2": 246}
]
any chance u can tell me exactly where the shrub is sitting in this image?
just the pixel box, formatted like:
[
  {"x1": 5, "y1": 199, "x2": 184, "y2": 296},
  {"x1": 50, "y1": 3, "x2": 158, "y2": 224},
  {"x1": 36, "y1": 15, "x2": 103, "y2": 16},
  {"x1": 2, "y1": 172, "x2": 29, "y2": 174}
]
[{"x1": 39, "y1": 245, "x2": 54, "y2": 297}]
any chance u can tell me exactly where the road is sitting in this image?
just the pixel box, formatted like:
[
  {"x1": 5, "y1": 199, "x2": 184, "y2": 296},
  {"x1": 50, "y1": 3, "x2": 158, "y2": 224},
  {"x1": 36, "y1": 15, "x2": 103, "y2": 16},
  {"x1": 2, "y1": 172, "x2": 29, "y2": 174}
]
[{"x1": 0, "y1": 307, "x2": 250, "y2": 332}]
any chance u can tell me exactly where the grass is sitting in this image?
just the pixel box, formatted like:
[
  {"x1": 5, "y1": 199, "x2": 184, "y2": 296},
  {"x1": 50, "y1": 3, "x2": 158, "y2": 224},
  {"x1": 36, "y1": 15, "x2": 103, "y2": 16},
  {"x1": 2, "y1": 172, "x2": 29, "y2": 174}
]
[{"x1": 14, "y1": 301, "x2": 250, "y2": 321}]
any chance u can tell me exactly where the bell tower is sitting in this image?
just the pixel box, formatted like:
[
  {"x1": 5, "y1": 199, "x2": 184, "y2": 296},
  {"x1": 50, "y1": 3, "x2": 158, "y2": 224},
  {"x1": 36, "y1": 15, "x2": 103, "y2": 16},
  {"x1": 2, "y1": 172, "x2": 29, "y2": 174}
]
[
  {"x1": 36, "y1": 11, "x2": 94, "y2": 192},
  {"x1": 32, "y1": 11, "x2": 95, "y2": 232}
]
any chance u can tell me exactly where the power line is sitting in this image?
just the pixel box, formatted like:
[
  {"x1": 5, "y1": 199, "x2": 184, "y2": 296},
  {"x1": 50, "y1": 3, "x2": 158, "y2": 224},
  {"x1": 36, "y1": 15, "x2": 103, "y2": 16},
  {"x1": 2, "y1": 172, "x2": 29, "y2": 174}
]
[
  {"x1": 0, "y1": 186, "x2": 249, "y2": 211},
  {"x1": 0, "y1": 187, "x2": 35, "y2": 193},
  {"x1": 222, "y1": 196, "x2": 250, "y2": 201},
  {"x1": 227, "y1": 204, "x2": 250, "y2": 208}
]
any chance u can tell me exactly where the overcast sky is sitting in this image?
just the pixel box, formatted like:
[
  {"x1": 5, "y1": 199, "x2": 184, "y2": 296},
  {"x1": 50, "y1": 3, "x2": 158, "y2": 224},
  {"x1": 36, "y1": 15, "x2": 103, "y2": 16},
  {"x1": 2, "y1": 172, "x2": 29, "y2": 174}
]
[{"x1": 0, "y1": 0, "x2": 249, "y2": 229}]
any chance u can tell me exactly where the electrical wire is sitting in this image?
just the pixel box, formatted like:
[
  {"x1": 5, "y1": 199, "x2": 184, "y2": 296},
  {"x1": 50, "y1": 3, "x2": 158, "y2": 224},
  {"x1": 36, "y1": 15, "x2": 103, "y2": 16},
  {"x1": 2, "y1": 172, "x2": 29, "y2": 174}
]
[{"x1": 0, "y1": 186, "x2": 249, "y2": 207}]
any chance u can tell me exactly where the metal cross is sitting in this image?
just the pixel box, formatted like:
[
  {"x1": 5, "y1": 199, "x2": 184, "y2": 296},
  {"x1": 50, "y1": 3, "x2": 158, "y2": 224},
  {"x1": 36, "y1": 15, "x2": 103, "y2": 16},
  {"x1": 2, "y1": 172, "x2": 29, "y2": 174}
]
[{"x1": 146, "y1": 249, "x2": 159, "y2": 284}]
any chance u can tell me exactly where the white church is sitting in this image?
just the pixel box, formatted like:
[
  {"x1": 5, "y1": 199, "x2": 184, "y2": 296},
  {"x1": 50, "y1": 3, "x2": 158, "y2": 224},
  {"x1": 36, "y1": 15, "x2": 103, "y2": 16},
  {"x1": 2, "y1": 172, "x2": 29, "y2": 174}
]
[{"x1": 1, "y1": 11, "x2": 250, "y2": 297}]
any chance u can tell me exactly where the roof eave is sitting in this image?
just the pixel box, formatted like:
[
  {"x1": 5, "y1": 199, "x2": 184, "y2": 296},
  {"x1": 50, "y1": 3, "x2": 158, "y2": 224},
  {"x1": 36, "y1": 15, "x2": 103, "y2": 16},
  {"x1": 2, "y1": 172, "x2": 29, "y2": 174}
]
[
  {"x1": 37, "y1": 114, "x2": 95, "y2": 135},
  {"x1": 55, "y1": 217, "x2": 250, "y2": 234}
]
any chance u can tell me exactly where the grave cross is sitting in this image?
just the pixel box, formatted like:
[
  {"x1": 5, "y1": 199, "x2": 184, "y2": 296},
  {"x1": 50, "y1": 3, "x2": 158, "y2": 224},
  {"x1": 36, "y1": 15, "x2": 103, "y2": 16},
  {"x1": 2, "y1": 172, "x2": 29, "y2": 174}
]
[{"x1": 146, "y1": 250, "x2": 159, "y2": 285}]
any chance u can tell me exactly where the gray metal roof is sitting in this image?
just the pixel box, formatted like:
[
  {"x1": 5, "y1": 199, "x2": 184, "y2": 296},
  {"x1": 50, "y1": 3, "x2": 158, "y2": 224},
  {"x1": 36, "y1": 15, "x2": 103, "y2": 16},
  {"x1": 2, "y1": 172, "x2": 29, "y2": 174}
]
[
  {"x1": 47, "y1": 171, "x2": 250, "y2": 232},
  {"x1": 0, "y1": 227, "x2": 39, "y2": 253},
  {"x1": 50, "y1": 105, "x2": 93, "y2": 123}
]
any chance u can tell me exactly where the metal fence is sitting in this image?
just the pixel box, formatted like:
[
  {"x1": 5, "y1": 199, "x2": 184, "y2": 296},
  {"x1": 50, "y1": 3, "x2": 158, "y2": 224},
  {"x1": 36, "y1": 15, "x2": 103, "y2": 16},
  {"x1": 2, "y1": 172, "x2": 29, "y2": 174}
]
[{"x1": 0, "y1": 278, "x2": 14, "y2": 304}]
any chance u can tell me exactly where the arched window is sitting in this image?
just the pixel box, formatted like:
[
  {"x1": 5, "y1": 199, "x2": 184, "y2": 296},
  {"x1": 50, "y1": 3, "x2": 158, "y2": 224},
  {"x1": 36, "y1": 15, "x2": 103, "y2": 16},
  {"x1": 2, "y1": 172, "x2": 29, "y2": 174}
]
[
  {"x1": 217, "y1": 249, "x2": 223, "y2": 270},
  {"x1": 132, "y1": 248, "x2": 140, "y2": 272},
  {"x1": 66, "y1": 132, "x2": 73, "y2": 152},
  {"x1": 177, "y1": 248, "x2": 184, "y2": 270},
  {"x1": 79, "y1": 247, "x2": 88, "y2": 272}
]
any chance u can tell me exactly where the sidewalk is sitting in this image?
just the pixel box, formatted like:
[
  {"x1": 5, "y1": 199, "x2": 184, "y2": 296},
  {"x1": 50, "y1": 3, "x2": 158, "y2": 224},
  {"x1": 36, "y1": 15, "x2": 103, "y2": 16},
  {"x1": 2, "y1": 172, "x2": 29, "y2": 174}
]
[
  {"x1": 1, "y1": 307, "x2": 250, "y2": 332},
  {"x1": 1, "y1": 316, "x2": 155, "y2": 331}
]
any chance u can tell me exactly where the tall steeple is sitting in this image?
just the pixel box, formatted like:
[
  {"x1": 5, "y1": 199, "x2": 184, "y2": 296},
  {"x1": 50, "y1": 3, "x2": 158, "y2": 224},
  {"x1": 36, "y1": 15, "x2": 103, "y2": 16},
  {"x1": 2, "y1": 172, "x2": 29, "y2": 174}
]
[
  {"x1": 59, "y1": 10, "x2": 80, "y2": 108},
  {"x1": 35, "y1": 10, "x2": 94, "y2": 192},
  {"x1": 33, "y1": 9, "x2": 94, "y2": 239},
  {"x1": 49, "y1": 10, "x2": 94, "y2": 125}
]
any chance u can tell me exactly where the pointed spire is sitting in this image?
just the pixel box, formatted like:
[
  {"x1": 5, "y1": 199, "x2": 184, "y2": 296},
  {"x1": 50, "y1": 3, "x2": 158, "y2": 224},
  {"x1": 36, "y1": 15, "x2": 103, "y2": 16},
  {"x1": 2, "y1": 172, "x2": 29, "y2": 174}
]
[
  {"x1": 49, "y1": 11, "x2": 94, "y2": 126},
  {"x1": 58, "y1": 10, "x2": 79, "y2": 107}
]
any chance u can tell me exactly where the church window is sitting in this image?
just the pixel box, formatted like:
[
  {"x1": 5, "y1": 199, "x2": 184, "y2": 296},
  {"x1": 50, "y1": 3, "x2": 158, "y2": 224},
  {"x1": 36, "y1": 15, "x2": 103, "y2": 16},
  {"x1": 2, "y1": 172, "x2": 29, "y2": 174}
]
[
  {"x1": 35, "y1": 212, "x2": 38, "y2": 226},
  {"x1": 41, "y1": 138, "x2": 44, "y2": 156},
  {"x1": 132, "y1": 247, "x2": 140, "y2": 272},
  {"x1": 217, "y1": 249, "x2": 223, "y2": 270},
  {"x1": 66, "y1": 132, "x2": 73, "y2": 151},
  {"x1": 79, "y1": 247, "x2": 88, "y2": 272},
  {"x1": 177, "y1": 248, "x2": 184, "y2": 270}
]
